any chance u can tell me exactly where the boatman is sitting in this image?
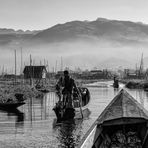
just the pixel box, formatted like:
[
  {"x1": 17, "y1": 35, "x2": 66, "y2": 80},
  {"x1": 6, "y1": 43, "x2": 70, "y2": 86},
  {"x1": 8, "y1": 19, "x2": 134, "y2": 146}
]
[{"x1": 56, "y1": 70, "x2": 78, "y2": 108}]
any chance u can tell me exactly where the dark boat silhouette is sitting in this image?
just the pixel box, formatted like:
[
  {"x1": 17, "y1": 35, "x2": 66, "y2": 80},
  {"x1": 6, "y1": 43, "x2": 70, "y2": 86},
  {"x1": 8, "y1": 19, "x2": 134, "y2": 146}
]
[
  {"x1": 53, "y1": 87, "x2": 90, "y2": 122},
  {"x1": 0, "y1": 93, "x2": 25, "y2": 110},
  {"x1": 0, "y1": 102, "x2": 25, "y2": 110}
]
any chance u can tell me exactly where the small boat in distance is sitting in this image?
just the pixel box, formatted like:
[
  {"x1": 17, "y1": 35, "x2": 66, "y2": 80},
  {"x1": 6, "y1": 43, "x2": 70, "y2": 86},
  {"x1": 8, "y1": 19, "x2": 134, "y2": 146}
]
[
  {"x1": 78, "y1": 89, "x2": 148, "y2": 148},
  {"x1": 113, "y1": 76, "x2": 119, "y2": 88}
]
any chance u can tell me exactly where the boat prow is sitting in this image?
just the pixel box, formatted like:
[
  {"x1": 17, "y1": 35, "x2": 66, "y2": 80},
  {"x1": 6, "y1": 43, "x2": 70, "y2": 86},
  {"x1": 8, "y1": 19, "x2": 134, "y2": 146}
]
[
  {"x1": 78, "y1": 89, "x2": 148, "y2": 148},
  {"x1": 0, "y1": 102, "x2": 25, "y2": 111}
]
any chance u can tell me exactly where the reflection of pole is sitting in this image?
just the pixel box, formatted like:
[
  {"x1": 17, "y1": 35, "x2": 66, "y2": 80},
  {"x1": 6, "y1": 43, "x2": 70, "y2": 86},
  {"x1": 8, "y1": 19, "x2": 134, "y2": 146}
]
[{"x1": 30, "y1": 97, "x2": 33, "y2": 126}]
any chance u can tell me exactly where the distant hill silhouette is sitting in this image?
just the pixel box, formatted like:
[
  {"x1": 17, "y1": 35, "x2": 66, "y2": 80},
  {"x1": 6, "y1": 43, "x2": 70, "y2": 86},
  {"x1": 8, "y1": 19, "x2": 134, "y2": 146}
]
[
  {"x1": 31, "y1": 18, "x2": 148, "y2": 45},
  {"x1": 0, "y1": 18, "x2": 148, "y2": 70},
  {"x1": 1, "y1": 18, "x2": 148, "y2": 46}
]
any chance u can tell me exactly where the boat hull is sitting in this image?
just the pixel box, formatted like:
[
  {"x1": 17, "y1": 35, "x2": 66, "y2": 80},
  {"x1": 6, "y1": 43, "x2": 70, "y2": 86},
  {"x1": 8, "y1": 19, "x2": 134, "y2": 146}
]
[
  {"x1": 78, "y1": 89, "x2": 148, "y2": 148},
  {"x1": 53, "y1": 87, "x2": 90, "y2": 122},
  {"x1": 53, "y1": 105, "x2": 75, "y2": 122},
  {"x1": 0, "y1": 102, "x2": 25, "y2": 111},
  {"x1": 80, "y1": 120, "x2": 148, "y2": 148}
]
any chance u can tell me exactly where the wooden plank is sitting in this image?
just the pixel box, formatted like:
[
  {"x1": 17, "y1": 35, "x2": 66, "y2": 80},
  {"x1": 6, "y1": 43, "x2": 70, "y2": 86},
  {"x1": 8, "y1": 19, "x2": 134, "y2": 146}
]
[{"x1": 80, "y1": 124, "x2": 98, "y2": 148}]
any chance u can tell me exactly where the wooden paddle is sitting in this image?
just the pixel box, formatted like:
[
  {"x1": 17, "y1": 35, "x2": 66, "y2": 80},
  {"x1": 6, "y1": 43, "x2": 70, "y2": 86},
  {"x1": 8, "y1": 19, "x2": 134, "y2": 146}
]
[{"x1": 76, "y1": 87, "x2": 83, "y2": 119}]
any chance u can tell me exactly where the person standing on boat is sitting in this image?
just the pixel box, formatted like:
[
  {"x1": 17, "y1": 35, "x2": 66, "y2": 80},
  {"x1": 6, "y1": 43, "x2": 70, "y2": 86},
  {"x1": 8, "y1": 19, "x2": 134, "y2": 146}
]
[{"x1": 56, "y1": 70, "x2": 78, "y2": 108}]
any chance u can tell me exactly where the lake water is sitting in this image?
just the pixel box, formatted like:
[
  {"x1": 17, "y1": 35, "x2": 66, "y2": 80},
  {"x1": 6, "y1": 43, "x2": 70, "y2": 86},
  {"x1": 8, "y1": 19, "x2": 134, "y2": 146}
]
[{"x1": 0, "y1": 80, "x2": 148, "y2": 148}]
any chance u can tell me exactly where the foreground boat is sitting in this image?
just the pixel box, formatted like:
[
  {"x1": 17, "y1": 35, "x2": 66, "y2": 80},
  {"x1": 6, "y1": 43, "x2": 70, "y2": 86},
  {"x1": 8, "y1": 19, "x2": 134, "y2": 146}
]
[
  {"x1": 78, "y1": 89, "x2": 148, "y2": 148},
  {"x1": 53, "y1": 87, "x2": 90, "y2": 122}
]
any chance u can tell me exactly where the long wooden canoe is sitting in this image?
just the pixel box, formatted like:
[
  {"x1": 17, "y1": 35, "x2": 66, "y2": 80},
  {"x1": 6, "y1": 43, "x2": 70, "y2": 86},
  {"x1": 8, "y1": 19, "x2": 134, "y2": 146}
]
[{"x1": 78, "y1": 89, "x2": 148, "y2": 148}]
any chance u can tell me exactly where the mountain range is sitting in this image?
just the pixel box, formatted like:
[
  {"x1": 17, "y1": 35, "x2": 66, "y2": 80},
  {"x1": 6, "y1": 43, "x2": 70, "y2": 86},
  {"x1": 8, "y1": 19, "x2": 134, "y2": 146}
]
[{"x1": 1, "y1": 18, "x2": 148, "y2": 70}]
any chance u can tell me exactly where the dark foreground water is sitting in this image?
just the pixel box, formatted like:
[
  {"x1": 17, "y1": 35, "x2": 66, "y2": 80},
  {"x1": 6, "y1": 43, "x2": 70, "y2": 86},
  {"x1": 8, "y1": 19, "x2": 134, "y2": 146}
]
[{"x1": 0, "y1": 81, "x2": 148, "y2": 148}]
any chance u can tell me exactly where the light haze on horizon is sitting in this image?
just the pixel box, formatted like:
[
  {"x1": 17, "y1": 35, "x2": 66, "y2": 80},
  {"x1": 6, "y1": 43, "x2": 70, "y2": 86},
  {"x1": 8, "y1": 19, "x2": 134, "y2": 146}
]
[{"x1": 0, "y1": 0, "x2": 148, "y2": 30}]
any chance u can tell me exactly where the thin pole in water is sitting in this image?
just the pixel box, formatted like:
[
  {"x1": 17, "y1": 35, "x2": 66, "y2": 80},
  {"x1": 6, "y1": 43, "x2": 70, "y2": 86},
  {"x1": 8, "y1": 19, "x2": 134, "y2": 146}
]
[
  {"x1": 15, "y1": 49, "x2": 17, "y2": 85},
  {"x1": 77, "y1": 87, "x2": 83, "y2": 119},
  {"x1": 30, "y1": 54, "x2": 33, "y2": 87}
]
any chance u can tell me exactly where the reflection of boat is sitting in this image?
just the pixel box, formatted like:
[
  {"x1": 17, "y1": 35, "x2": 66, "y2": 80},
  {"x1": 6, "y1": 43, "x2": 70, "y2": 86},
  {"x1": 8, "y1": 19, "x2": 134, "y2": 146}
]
[
  {"x1": 78, "y1": 89, "x2": 148, "y2": 148},
  {"x1": 53, "y1": 118, "x2": 83, "y2": 147},
  {"x1": 0, "y1": 102, "x2": 25, "y2": 110},
  {"x1": 53, "y1": 87, "x2": 90, "y2": 122},
  {"x1": 0, "y1": 108, "x2": 24, "y2": 127}
]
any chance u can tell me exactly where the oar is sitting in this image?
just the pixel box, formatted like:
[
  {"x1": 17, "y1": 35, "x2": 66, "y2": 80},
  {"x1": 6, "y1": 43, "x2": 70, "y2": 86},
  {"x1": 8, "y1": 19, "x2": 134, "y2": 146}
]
[{"x1": 77, "y1": 87, "x2": 83, "y2": 119}]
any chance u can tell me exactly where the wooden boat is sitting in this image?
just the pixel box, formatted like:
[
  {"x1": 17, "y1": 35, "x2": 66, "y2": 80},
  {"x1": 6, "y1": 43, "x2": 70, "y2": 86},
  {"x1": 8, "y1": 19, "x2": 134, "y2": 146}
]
[
  {"x1": 0, "y1": 102, "x2": 25, "y2": 110},
  {"x1": 0, "y1": 93, "x2": 25, "y2": 110},
  {"x1": 113, "y1": 77, "x2": 119, "y2": 88},
  {"x1": 73, "y1": 87, "x2": 90, "y2": 108},
  {"x1": 78, "y1": 89, "x2": 148, "y2": 148},
  {"x1": 53, "y1": 87, "x2": 90, "y2": 122}
]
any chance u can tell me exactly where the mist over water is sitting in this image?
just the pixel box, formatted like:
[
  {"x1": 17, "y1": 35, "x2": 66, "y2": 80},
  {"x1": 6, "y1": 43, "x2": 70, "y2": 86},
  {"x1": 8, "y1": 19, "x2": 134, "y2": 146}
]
[{"x1": 0, "y1": 39, "x2": 147, "y2": 73}]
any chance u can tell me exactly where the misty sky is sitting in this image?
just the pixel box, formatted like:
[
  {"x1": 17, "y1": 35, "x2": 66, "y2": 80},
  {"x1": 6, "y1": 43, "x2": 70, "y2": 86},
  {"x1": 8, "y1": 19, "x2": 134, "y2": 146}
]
[{"x1": 0, "y1": 0, "x2": 148, "y2": 30}]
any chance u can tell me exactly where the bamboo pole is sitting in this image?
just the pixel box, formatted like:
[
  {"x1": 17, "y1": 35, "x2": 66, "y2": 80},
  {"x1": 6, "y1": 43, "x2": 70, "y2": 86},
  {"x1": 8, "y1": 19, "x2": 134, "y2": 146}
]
[
  {"x1": 15, "y1": 50, "x2": 17, "y2": 85},
  {"x1": 77, "y1": 87, "x2": 83, "y2": 119}
]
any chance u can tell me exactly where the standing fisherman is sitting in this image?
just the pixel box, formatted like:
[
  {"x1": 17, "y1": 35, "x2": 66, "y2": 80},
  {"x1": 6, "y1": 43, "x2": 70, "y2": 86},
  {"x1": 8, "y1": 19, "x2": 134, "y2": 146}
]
[{"x1": 56, "y1": 70, "x2": 78, "y2": 108}]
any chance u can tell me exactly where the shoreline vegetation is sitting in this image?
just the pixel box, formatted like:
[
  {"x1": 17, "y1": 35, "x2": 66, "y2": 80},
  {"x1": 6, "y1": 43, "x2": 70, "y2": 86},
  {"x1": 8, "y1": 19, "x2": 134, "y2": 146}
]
[
  {"x1": 1, "y1": 77, "x2": 147, "y2": 103},
  {"x1": 0, "y1": 78, "x2": 55, "y2": 103},
  {"x1": 120, "y1": 79, "x2": 148, "y2": 90},
  {"x1": 0, "y1": 78, "x2": 108, "y2": 103}
]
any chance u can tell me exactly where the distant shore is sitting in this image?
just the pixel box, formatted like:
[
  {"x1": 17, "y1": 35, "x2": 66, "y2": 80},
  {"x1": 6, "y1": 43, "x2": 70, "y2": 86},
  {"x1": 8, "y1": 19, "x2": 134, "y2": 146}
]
[{"x1": 120, "y1": 79, "x2": 148, "y2": 90}]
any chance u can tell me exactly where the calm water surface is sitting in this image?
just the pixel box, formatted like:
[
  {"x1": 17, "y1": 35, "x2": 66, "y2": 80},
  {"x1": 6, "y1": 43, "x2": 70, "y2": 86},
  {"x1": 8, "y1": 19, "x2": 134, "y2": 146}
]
[{"x1": 0, "y1": 81, "x2": 148, "y2": 148}]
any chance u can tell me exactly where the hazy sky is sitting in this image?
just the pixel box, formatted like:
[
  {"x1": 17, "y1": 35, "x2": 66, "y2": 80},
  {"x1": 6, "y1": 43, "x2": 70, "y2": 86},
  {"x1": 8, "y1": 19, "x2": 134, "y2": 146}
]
[{"x1": 0, "y1": 0, "x2": 148, "y2": 30}]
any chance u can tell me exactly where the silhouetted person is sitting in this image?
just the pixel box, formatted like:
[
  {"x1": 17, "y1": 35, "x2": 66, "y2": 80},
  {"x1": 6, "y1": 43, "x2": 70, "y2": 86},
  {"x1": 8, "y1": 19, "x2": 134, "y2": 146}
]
[
  {"x1": 113, "y1": 76, "x2": 119, "y2": 88},
  {"x1": 56, "y1": 70, "x2": 77, "y2": 108}
]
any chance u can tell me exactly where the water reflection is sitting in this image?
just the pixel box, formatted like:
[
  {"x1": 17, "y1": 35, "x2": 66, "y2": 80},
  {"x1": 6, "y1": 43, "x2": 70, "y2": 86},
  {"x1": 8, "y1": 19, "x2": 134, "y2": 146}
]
[
  {"x1": 55, "y1": 120, "x2": 83, "y2": 148},
  {"x1": 26, "y1": 92, "x2": 58, "y2": 122},
  {"x1": 126, "y1": 88, "x2": 148, "y2": 109},
  {"x1": 0, "y1": 108, "x2": 24, "y2": 128},
  {"x1": 2, "y1": 81, "x2": 148, "y2": 147},
  {"x1": 15, "y1": 109, "x2": 24, "y2": 128},
  {"x1": 113, "y1": 88, "x2": 120, "y2": 95}
]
